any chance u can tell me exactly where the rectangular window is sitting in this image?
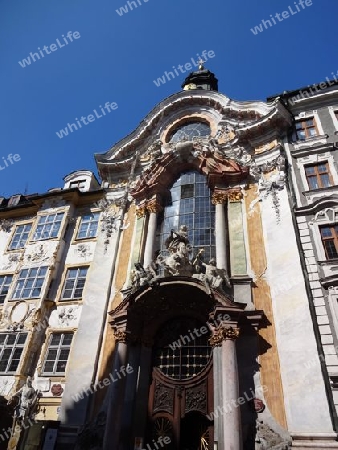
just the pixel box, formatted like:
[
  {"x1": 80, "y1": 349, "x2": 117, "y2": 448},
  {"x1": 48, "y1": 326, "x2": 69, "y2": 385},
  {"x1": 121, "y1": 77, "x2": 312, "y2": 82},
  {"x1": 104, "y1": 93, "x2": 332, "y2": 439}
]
[
  {"x1": 0, "y1": 333, "x2": 27, "y2": 373},
  {"x1": 296, "y1": 118, "x2": 318, "y2": 140},
  {"x1": 181, "y1": 184, "x2": 194, "y2": 199},
  {"x1": 61, "y1": 267, "x2": 88, "y2": 300},
  {"x1": 305, "y1": 163, "x2": 332, "y2": 190},
  {"x1": 12, "y1": 266, "x2": 47, "y2": 299},
  {"x1": 320, "y1": 225, "x2": 338, "y2": 259},
  {"x1": 34, "y1": 213, "x2": 64, "y2": 241},
  {"x1": 0, "y1": 275, "x2": 13, "y2": 304},
  {"x1": 9, "y1": 223, "x2": 32, "y2": 250},
  {"x1": 77, "y1": 212, "x2": 100, "y2": 239},
  {"x1": 70, "y1": 180, "x2": 86, "y2": 190},
  {"x1": 42, "y1": 333, "x2": 73, "y2": 375}
]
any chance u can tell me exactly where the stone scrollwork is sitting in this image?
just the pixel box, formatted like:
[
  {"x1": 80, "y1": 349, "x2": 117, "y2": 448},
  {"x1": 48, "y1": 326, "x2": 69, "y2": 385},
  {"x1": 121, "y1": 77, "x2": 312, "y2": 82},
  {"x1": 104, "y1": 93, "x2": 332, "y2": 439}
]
[
  {"x1": 249, "y1": 155, "x2": 287, "y2": 222},
  {"x1": 75, "y1": 243, "x2": 92, "y2": 259},
  {"x1": 209, "y1": 325, "x2": 240, "y2": 347},
  {"x1": 98, "y1": 198, "x2": 122, "y2": 253},
  {"x1": 1, "y1": 252, "x2": 20, "y2": 270},
  {"x1": 0, "y1": 219, "x2": 14, "y2": 232}
]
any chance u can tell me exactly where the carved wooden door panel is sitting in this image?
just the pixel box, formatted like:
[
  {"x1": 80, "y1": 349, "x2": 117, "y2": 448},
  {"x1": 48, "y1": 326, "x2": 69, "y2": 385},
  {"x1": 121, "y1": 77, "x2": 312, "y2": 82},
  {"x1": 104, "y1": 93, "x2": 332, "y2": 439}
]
[{"x1": 147, "y1": 361, "x2": 214, "y2": 449}]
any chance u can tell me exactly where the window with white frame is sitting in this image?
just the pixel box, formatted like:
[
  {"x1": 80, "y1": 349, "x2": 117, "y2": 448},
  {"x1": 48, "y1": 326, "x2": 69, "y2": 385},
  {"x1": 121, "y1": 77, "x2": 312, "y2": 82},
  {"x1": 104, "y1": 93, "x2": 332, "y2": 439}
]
[
  {"x1": 295, "y1": 118, "x2": 318, "y2": 140},
  {"x1": 33, "y1": 213, "x2": 64, "y2": 241},
  {"x1": 61, "y1": 267, "x2": 88, "y2": 300},
  {"x1": 305, "y1": 162, "x2": 332, "y2": 190},
  {"x1": 8, "y1": 223, "x2": 32, "y2": 250},
  {"x1": 12, "y1": 266, "x2": 47, "y2": 299},
  {"x1": 0, "y1": 275, "x2": 13, "y2": 304},
  {"x1": 0, "y1": 333, "x2": 27, "y2": 373},
  {"x1": 320, "y1": 225, "x2": 338, "y2": 259},
  {"x1": 77, "y1": 212, "x2": 100, "y2": 239},
  {"x1": 42, "y1": 333, "x2": 73, "y2": 375}
]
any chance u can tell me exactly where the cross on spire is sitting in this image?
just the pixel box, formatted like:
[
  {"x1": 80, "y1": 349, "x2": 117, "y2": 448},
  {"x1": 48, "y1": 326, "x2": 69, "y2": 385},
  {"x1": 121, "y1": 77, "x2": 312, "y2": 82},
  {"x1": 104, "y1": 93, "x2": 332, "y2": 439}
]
[{"x1": 198, "y1": 58, "x2": 205, "y2": 70}]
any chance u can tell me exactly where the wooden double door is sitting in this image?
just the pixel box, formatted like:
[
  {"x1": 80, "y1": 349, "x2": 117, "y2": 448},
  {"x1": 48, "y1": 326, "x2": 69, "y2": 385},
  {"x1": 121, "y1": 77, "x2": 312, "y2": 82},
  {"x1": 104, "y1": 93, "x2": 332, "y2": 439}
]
[{"x1": 146, "y1": 365, "x2": 214, "y2": 450}]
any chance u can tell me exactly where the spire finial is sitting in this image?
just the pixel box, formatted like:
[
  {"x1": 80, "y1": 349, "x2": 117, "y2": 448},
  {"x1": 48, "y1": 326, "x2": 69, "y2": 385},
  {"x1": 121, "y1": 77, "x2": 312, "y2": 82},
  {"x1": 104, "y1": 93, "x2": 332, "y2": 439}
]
[{"x1": 198, "y1": 58, "x2": 205, "y2": 70}]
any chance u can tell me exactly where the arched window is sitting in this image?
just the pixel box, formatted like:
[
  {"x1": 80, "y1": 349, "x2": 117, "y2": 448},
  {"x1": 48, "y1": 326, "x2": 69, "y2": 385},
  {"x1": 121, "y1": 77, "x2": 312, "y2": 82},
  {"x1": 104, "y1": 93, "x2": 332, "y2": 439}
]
[
  {"x1": 169, "y1": 122, "x2": 210, "y2": 144},
  {"x1": 153, "y1": 317, "x2": 212, "y2": 381},
  {"x1": 157, "y1": 171, "x2": 215, "y2": 261}
]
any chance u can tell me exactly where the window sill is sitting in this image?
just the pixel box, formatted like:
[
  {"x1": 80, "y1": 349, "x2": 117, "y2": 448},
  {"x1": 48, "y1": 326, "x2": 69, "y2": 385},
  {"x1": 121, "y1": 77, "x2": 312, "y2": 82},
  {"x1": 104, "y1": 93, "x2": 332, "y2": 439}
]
[
  {"x1": 292, "y1": 134, "x2": 328, "y2": 150},
  {"x1": 302, "y1": 185, "x2": 337, "y2": 195}
]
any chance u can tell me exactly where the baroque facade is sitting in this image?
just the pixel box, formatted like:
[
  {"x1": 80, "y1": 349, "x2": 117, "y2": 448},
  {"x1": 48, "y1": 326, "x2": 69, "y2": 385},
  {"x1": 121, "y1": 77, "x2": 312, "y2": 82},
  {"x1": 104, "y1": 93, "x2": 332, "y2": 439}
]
[{"x1": 1, "y1": 67, "x2": 338, "y2": 449}]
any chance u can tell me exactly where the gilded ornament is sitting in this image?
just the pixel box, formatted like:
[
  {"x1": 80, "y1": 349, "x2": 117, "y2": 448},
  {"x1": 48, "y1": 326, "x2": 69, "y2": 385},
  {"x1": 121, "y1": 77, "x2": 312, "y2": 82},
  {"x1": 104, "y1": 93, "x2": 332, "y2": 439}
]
[
  {"x1": 136, "y1": 205, "x2": 147, "y2": 218},
  {"x1": 113, "y1": 330, "x2": 128, "y2": 343},
  {"x1": 211, "y1": 192, "x2": 228, "y2": 205},
  {"x1": 209, "y1": 325, "x2": 240, "y2": 346}
]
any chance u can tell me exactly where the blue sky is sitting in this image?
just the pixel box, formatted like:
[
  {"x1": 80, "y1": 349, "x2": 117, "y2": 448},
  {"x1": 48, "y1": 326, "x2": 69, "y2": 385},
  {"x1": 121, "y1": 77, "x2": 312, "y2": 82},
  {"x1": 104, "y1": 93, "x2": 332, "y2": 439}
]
[{"x1": 0, "y1": 0, "x2": 337, "y2": 197}]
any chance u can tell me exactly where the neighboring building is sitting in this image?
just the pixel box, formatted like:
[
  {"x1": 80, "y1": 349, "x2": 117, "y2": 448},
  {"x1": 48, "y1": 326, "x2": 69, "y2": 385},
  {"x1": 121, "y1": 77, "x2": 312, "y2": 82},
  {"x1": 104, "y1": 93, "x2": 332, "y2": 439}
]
[{"x1": 1, "y1": 67, "x2": 338, "y2": 450}]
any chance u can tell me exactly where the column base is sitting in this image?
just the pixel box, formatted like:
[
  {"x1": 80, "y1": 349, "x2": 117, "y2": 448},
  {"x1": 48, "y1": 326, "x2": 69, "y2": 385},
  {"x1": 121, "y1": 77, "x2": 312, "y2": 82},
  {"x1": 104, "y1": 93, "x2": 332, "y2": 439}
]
[{"x1": 291, "y1": 432, "x2": 338, "y2": 448}]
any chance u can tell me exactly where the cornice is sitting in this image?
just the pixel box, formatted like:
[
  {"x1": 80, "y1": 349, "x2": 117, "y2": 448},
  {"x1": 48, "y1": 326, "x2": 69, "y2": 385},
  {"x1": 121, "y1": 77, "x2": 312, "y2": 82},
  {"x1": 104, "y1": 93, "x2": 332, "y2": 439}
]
[{"x1": 295, "y1": 193, "x2": 338, "y2": 215}]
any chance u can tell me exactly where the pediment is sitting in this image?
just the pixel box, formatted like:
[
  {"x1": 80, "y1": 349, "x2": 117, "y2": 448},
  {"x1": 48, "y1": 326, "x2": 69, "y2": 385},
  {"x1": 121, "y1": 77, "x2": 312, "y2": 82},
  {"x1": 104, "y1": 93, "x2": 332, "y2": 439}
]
[{"x1": 95, "y1": 91, "x2": 292, "y2": 184}]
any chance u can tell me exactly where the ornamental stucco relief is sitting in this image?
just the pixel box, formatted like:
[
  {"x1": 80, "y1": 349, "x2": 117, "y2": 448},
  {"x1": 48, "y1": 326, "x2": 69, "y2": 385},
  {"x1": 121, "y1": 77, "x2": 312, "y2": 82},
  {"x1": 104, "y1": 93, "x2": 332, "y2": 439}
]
[{"x1": 49, "y1": 305, "x2": 81, "y2": 328}]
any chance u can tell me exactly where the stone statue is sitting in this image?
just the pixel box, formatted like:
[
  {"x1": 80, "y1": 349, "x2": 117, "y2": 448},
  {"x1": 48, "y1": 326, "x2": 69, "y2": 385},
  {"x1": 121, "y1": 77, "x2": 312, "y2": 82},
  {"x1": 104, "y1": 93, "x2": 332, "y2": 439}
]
[
  {"x1": 8, "y1": 377, "x2": 41, "y2": 423},
  {"x1": 193, "y1": 253, "x2": 231, "y2": 290},
  {"x1": 130, "y1": 262, "x2": 156, "y2": 292},
  {"x1": 164, "y1": 225, "x2": 191, "y2": 259},
  {"x1": 156, "y1": 225, "x2": 194, "y2": 276}
]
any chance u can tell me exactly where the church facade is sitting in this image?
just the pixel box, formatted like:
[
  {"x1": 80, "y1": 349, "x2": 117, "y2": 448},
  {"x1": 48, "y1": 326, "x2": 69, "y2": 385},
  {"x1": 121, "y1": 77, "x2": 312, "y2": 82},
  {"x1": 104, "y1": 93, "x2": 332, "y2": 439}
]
[{"x1": 1, "y1": 67, "x2": 338, "y2": 450}]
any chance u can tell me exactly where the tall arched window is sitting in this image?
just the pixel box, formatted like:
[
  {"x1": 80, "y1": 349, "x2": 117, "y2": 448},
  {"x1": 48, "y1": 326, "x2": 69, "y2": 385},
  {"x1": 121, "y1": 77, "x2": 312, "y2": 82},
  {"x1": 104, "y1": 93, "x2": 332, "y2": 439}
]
[{"x1": 157, "y1": 171, "x2": 215, "y2": 261}]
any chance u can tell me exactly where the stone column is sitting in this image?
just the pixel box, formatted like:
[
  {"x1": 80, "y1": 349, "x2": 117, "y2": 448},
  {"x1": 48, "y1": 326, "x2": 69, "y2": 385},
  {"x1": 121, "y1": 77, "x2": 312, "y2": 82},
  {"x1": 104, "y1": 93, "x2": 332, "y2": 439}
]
[
  {"x1": 212, "y1": 191, "x2": 228, "y2": 270},
  {"x1": 212, "y1": 345, "x2": 224, "y2": 450},
  {"x1": 103, "y1": 331, "x2": 129, "y2": 450},
  {"x1": 143, "y1": 198, "x2": 162, "y2": 268},
  {"x1": 210, "y1": 325, "x2": 241, "y2": 450},
  {"x1": 119, "y1": 344, "x2": 142, "y2": 450},
  {"x1": 132, "y1": 342, "x2": 153, "y2": 445}
]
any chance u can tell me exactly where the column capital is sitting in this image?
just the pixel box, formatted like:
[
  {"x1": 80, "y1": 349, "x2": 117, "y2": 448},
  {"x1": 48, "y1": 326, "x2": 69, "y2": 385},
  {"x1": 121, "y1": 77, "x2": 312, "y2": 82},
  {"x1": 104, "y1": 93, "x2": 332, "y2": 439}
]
[
  {"x1": 113, "y1": 330, "x2": 129, "y2": 343},
  {"x1": 211, "y1": 188, "x2": 243, "y2": 205},
  {"x1": 136, "y1": 203, "x2": 147, "y2": 218},
  {"x1": 146, "y1": 199, "x2": 163, "y2": 214},
  {"x1": 212, "y1": 190, "x2": 229, "y2": 205},
  {"x1": 209, "y1": 325, "x2": 240, "y2": 347}
]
